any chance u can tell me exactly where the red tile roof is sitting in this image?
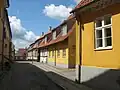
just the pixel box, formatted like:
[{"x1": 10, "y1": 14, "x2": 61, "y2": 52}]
[
  {"x1": 71, "y1": 0, "x2": 94, "y2": 13},
  {"x1": 17, "y1": 48, "x2": 27, "y2": 56},
  {"x1": 38, "y1": 24, "x2": 75, "y2": 48},
  {"x1": 28, "y1": 15, "x2": 75, "y2": 49}
]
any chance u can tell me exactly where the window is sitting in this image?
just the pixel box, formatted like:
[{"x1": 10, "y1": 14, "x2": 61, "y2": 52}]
[
  {"x1": 3, "y1": 27, "x2": 6, "y2": 39},
  {"x1": 57, "y1": 50, "x2": 60, "y2": 58},
  {"x1": 52, "y1": 50, "x2": 54, "y2": 57},
  {"x1": 52, "y1": 31, "x2": 56, "y2": 40},
  {"x1": 62, "y1": 25, "x2": 67, "y2": 36},
  {"x1": 4, "y1": 44, "x2": 7, "y2": 48},
  {"x1": 45, "y1": 36, "x2": 47, "y2": 43},
  {"x1": 95, "y1": 15, "x2": 112, "y2": 49},
  {"x1": 49, "y1": 51, "x2": 51, "y2": 57},
  {"x1": 62, "y1": 49, "x2": 66, "y2": 58}
]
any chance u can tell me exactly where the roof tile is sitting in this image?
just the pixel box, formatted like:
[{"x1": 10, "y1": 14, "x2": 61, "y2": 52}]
[{"x1": 71, "y1": 0, "x2": 94, "y2": 12}]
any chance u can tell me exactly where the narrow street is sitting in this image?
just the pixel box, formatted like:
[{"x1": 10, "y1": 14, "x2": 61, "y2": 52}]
[{"x1": 0, "y1": 62, "x2": 64, "y2": 90}]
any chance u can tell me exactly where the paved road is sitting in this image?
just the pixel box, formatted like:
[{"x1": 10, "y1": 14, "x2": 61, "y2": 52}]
[{"x1": 0, "y1": 62, "x2": 64, "y2": 90}]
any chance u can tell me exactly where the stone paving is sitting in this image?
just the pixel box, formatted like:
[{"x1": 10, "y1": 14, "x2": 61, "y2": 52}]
[
  {"x1": 0, "y1": 62, "x2": 64, "y2": 90},
  {"x1": 26, "y1": 61, "x2": 95, "y2": 90}
]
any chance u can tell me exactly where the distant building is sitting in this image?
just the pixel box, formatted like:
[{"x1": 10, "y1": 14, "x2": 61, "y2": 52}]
[
  {"x1": 27, "y1": 15, "x2": 76, "y2": 68},
  {"x1": 15, "y1": 48, "x2": 27, "y2": 60}
]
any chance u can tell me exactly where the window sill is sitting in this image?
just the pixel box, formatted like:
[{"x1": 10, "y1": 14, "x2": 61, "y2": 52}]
[{"x1": 94, "y1": 47, "x2": 113, "y2": 51}]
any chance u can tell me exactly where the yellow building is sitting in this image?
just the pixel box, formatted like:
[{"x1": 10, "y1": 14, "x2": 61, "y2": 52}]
[
  {"x1": 47, "y1": 16, "x2": 76, "y2": 68},
  {"x1": 0, "y1": 0, "x2": 13, "y2": 69},
  {"x1": 4, "y1": 9, "x2": 13, "y2": 62},
  {"x1": 71, "y1": 0, "x2": 120, "y2": 89}
]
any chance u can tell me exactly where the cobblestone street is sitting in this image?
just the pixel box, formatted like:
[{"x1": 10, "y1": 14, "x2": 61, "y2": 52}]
[{"x1": 0, "y1": 62, "x2": 64, "y2": 90}]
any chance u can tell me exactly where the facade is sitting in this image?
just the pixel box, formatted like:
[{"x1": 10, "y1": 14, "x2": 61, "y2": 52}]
[
  {"x1": 11, "y1": 42, "x2": 15, "y2": 61},
  {"x1": 3, "y1": 9, "x2": 12, "y2": 63},
  {"x1": 0, "y1": 0, "x2": 14, "y2": 69},
  {"x1": 15, "y1": 48, "x2": 27, "y2": 60},
  {"x1": 27, "y1": 39, "x2": 40, "y2": 61},
  {"x1": 38, "y1": 16, "x2": 76, "y2": 68},
  {"x1": 27, "y1": 43, "x2": 34, "y2": 60},
  {"x1": 27, "y1": 15, "x2": 76, "y2": 68},
  {"x1": 47, "y1": 18, "x2": 76, "y2": 68},
  {"x1": 38, "y1": 31, "x2": 52, "y2": 63},
  {"x1": 32, "y1": 42, "x2": 39, "y2": 60},
  {"x1": 71, "y1": 0, "x2": 120, "y2": 89}
]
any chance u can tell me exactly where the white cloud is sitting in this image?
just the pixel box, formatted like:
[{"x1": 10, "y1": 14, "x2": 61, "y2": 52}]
[
  {"x1": 43, "y1": 4, "x2": 72, "y2": 20},
  {"x1": 74, "y1": 0, "x2": 82, "y2": 4},
  {"x1": 9, "y1": 16, "x2": 39, "y2": 49}
]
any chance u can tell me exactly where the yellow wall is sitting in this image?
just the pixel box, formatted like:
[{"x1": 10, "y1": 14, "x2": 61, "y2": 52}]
[
  {"x1": 76, "y1": 4, "x2": 120, "y2": 69},
  {"x1": 48, "y1": 40, "x2": 69, "y2": 66},
  {"x1": 68, "y1": 23, "x2": 76, "y2": 68},
  {"x1": 76, "y1": 21, "x2": 80, "y2": 65},
  {"x1": 0, "y1": 0, "x2": 4, "y2": 8},
  {"x1": 0, "y1": 8, "x2": 4, "y2": 63},
  {"x1": 0, "y1": 19, "x2": 3, "y2": 63}
]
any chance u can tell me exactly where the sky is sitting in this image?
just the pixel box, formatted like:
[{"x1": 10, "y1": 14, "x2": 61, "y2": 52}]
[{"x1": 8, "y1": 0, "x2": 81, "y2": 49}]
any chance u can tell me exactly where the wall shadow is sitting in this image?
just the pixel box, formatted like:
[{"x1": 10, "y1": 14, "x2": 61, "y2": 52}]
[
  {"x1": 82, "y1": 69, "x2": 120, "y2": 90},
  {"x1": 14, "y1": 62, "x2": 120, "y2": 90},
  {"x1": 1, "y1": 62, "x2": 64, "y2": 90}
]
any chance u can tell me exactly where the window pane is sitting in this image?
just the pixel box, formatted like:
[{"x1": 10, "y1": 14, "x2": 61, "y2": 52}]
[
  {"x1": 104, "y1": 27, "x2": 111, "y2": 37},
  {"x1": 105, "y1": 37, "x2": 112, "y2": 47},
  {"x1": 104, "y1": 16, "x2": 111, "y2": 25},
  {"x1": 63, "y1": 49, "x2": 66, "y2": 57},
  {"x1": 57, "y1": 50, "x2": 60, "y2": 57},
  {"x1": 96, "y1": 19, "x2": 102, "y2": 27},
  {"x1": 52, "y1": 50, "x2": 54, "y2": 57},
  {"x1": 62, "y1": 25, "x2": 67, "y2": 36},
  {"x1": 96, "y1": 30, "x2": 102, "y2": 38},
  {"x1": 96, "y1": 39, "x2": 103, "y2": 48},
  {"x1": 53, "y1": 31, "x2": 56, "y2": 40}
]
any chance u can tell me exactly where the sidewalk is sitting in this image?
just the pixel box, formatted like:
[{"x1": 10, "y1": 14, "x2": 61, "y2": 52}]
[{"x1": 32, "y1": 62, "x2": 95, "y2": 90}]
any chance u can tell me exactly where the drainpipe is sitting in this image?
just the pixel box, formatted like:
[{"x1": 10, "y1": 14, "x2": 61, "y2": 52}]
[
  {"x1": 76, "y1": 14, "x2": 82, "y2": 84},
  {"x1": 55, "y1": 47, "x2": 56, "y2": 66},
  {"x1": 79, "y1": 15, "x2": 83, "y2": 84}
]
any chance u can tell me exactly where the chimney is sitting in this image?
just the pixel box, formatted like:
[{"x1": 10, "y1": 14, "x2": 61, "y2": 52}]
[
  {"x1": 49, "y1": 26, "x2": 52, "y2": 31},
  {"x1": 42, "y1": 32, "x2": 44, "y2": 36}
]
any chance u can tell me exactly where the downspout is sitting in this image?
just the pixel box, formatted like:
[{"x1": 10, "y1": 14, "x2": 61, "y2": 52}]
[
  {"x1": 76, "y1": 14, "x2": 82, "y2": 84},
  {"x1": 55, "y1": 46, "x2": 56, "y2": 66},
  {"x1": 79, "y1": 15, "x2": 82, "y2": 84}
]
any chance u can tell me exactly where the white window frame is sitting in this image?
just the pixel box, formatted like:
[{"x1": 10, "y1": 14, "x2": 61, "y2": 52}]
[
  {"x1": 45, "y1": 36, "x2": 47, "y2": 43},
  {"x1": 52, "y1": 31, "x2": 56, "y2": 40},
  {"x1": 62, "y1": 49, "x2": 66, "y2": 58},
  {"x1": 62, "y1": 24, "x2": 67, "y2": 36},
  {"x1": 95, "y1": 15, "x2": 112, "y2": 50}
]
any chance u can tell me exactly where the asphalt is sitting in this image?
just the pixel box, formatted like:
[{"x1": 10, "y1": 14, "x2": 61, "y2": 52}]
[{"x1": 0, "y1": 62, "x2": 64, "y2": 90}]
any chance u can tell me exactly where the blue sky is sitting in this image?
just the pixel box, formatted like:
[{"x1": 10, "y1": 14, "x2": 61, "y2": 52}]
[{"x1": 8, "y1": 0, "x2": 80, "y2": 49}]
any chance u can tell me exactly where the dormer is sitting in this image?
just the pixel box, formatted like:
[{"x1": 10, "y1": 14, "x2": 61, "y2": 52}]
[
  {"x1": 4, "y1": 0, "x2": 9, "y2": 8},
  {"x1": 61, "y1": 24, "x2": 67, "y2": 36},
  {"x1": 45, "y1": 36, "x2": 47, "y2": 44},
  {"x1": 52, "y1": 31, "x2": 56, "y2": 40}
]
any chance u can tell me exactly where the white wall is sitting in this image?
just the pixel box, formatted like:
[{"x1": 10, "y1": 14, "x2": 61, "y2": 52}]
[{"x1": 40, "y1": 49, "x2": 48, "y2": 63}]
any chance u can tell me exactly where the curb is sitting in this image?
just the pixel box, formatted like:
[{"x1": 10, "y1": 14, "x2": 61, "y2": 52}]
[
  {"x1": 39, "y1": 69, "x2": 66, "y2": 90},
  {"x1": 32, "y1": 62, "x2": 93, "y2": 90},
  {"x1": 46, "y1": 74, "x2": 67, "y2": 90}
]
